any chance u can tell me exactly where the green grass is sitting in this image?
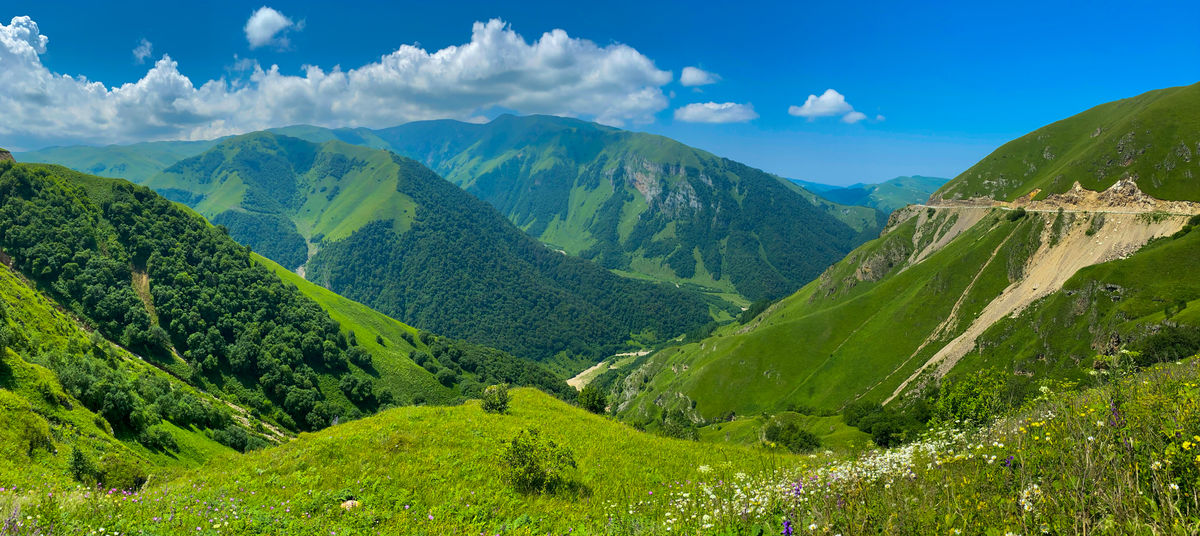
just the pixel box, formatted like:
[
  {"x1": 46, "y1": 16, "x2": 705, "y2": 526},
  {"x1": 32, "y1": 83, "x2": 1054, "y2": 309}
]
[
  {"x1": 8, "y1": 388, "x2": 803, "y2": 534},
  {"x1": 616, "y1": 208, "x2": 1043, "y2": 422},
  {"x1": 8, "y1": 358, "x2": 1199, "y2": 534},
  {"x1": 699, "y1": 412, "x2": 871, "y2": 452}
]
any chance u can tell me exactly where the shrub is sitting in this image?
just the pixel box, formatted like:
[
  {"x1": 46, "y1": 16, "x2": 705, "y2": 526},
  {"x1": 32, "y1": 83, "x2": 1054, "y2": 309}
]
[
  {"x1": 138, "y1": 425, "x2": 178, "y2": 452},
  {"x1": 764, "y1": 421, "x2": 821, "y2": 453},
  {"x1": 1005, "y1": 207, "x2": 1027, "y2": 221},
  {"x1": 346, "y1": 346, "x2": 372, "y2": 368},
  {"x1": 842, "y1": 401, "x2": 882, "y2": 428},
  {"x1": 69, "y1": 446, "x2": 98, "y2": 484},
  {"x1": 932, "y1": 368, "x2": 1005, "y2": 426},
  {"x1": 501, "y1": 428, "x2": 576, "y2": 494},
  {"x1": 661, "y1": 408, "x2": 698, "y2": 440},
  {"x1": 436, "y1": 367, "x2": 458, "y2": 387},
  {"x1": 1133, "y1": 325, "x2": 1200, "y2": 366},
  {"x1": 481, "y1": 384, "x2": 509, "y2": 414},
  {"x1": 577, "y1": 383, "x2": 607, "y2": 414}
]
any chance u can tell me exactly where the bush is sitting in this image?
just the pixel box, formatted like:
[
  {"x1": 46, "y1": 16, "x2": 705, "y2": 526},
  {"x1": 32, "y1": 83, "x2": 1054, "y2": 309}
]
[
  {"x1": 1006, "y1": 207, "x2": 1027, "y2": 221},
  {"x1": 138, "y1": 425, "x2": 178, "y2": 451},
  {"x1": 932, "y1": 368, "x2": 1005, "y2": 426},
  {"x1": 577, "y1": 383, "x2": 607, "y2": 414},
  {"x1": 661, "y1": 408, "x2": 698, "y2": 440},
  {"x1": 501, "y1": 428, "x2": 576, "y2": 494},
  {"x1": 1133, "y1": 325, "x2": 1200, "y2": 366},
  {"x1": 346, "y1": 346, "x2": 372, "y2": 368},
  {"x1": 764, "y1": 421, "x2": 821, "y2": 453},
  {"x1": 842, "y1": 400, "x2": 882, "y2": 428},
  {"x1": 481, "y1": 384, "x2": 509, "y2": 414},
  {"x1": 69, "y1": 446, "x2": 99, "y2": 484},
  {"x1": 436, "y1": 367, "x2": 458, "y2": 387}
]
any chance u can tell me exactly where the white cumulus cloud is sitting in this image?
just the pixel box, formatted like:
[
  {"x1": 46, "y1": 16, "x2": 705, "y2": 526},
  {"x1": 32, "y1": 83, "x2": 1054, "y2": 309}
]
[
  {"x1": 680, "y1": 66, "x2": 719, "y2": 87},
  {"x1": 674, "y1": 102, "x2": 757, "y2": 123},
  {"x1": 0, "y1": 17, "x2": 675, "y2": 149},
  {"x1": 245, "y1": 6, "x2": 301, "y2": 49},
  {"x1": 132, "y1": 38, "x2": 153, "y2": 64},
  {"x1": 788, "y1": 88, "x2": 855, "y2": 119}
]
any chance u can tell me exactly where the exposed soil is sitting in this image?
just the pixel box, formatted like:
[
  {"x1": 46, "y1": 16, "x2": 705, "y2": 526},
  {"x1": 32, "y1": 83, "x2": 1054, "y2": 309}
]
[
  {"x1": 567, "y1": 349, "x2": 650, "y2": 390},
  {"x1": 882, "y1": 180, "x2": 1199, "y2": 403}
]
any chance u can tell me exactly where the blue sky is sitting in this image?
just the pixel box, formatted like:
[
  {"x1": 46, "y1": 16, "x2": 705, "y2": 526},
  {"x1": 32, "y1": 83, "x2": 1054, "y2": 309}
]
[{"x1": 2, "y1": 1, "x2": 1199, "y2": 184}]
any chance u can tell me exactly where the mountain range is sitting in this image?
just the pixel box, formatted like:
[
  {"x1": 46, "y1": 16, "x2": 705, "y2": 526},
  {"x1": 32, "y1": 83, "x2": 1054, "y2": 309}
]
[
  {"x1": 3, "y1": 80, "x2": 1200, "y2": 534},
  {"x1": 606, "y1": 82, "x2": 1200, "y2": 435},
  {"x1": 138, "y1": 133, "x2": 718, "y2": 368},
  {"x1": 793, "y1": 175, "x2": 949, "y2": 213},
  {"x1": 21, "y1": 116, "x2": 886, "y2": 305}
]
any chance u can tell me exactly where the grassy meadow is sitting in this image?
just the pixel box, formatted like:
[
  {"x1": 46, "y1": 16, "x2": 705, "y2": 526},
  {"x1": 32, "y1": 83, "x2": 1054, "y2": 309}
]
[{"x1": 2, "y1": 354, "x2": 1198, "y2": 534}]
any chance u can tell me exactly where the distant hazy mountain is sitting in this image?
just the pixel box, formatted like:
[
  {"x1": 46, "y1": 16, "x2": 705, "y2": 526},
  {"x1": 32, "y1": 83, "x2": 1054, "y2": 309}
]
[
  {"x1": 17, "y1": 139, "x2": 221, "y2": 183},
  {"x1": 789, "y1": 175, "x2": 949, "y2": 213}
]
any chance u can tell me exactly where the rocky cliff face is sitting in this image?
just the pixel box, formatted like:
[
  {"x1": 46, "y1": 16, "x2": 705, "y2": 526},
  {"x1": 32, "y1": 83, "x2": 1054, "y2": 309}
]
[{"x1": 0, "y1": 149, "x2": 14, "y2": 163}]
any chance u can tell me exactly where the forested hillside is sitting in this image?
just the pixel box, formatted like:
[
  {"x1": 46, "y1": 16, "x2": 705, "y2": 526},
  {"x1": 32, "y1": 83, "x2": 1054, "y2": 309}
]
[
  {"x1": 24, "y1": 117, "x2": 881, "y2": 305},
  {"x1": 144, "y1": 133, "x2": 718, "y2": 365},
  {"x1": 361, "y1": 115, "x2": 877, "y2": 302},
  {"x1": 0, "y1": 161, "x2": 570, "y2": 437}
]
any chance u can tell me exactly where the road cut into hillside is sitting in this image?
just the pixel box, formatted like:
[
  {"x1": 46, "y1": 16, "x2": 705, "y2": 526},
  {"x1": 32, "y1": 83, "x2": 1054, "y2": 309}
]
[{"x1": 883, "y1": 180, "x2": 1200, "y2": 404}]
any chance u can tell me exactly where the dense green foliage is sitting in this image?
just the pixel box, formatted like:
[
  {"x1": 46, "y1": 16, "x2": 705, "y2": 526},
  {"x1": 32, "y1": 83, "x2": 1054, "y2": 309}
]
[
  {"x1": 0, "y1": 162, "x2": 571, "y2": 437},
  {"x1": 937, "y1": 81, "x2": 1200, "y2": 202},
  {"x1": 211, "y1": 210, "x2": 308, "y2": 269},
  {"x1": 0, "y1": 162, "x2": 361, "y2": 431},
  {"x1": 577, "y1": 383, "x2": 607, "y2": 414},
  {"x1": 364, "y1": 115, "x2": 869, "y2": 301},
  {"x1": 305, "y1": 152, "x2": 716, "y2": 362},
  {"x1": 0, "y1": 258, "x2": 242, "y2": 491},
  {"x1": 481, "y1": 384, "x2": 510, "y2": 414},
  {"x1": 501, "y1": 428, "x2": 578, "y2": 495},
  {"x1": 762, "y1": 421, "x2": 821, "y2": 453},
  {"x1": 143, "y1": 133, "x2": 715, "y2": 364}
]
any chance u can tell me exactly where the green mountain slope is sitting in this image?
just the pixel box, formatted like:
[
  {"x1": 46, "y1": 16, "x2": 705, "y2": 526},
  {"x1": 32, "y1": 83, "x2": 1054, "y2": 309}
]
[
  {"x1": 608, "y1": 86, "x2": 1200, "y2": 428},
  {"x1": 935, "y1": 82, "x2": 1200, "y2": 203},
  {"x1": 813, "y1": 175, "x2": 949, "y2": 213},
  {"x1": 0, "y1": 160, "x2": 569, "y2": 440},
  {"x1": 18, "y1": 117, "x2": 881, "y2": 303},
  {"x1": 0, "y1": 254, "x2": 242, "y2": 490},
  {"x1": 363, "y1": 115, "x2": 875, "y2": 301},
  {"x1": 144, "y1": 133, "x2": 717, "y2": 365}
]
